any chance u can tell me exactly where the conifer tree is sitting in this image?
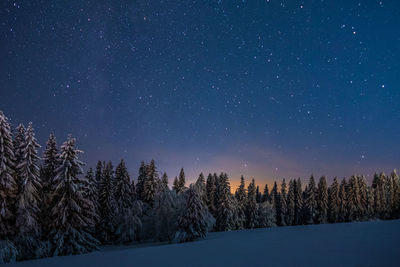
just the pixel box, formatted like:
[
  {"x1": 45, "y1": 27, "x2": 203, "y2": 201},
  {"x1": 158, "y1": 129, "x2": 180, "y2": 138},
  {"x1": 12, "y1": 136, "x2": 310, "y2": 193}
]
[
  {"x1": 114, "y1": 160, "x2": 140, "y2": 243},
  {"x1": 206, "y1": 173, "x2": 216, "y2": 216},
  {"x1": 41, "y1": 133, "x2": 59, "y2": 235},
  {"x1": 230, "y1": 196, "x2": 241, "y2": 230},
  {"x1": 160, "y1": 172, "x2": 169, "y2": 191},
  {"x1": 195, "y1": 173, "x2": 207, "y2": 205},
  {"x1": 256, "y1": 185, "x2": 262, "y2": 203},
  {"x1": 278, "y1": 179, "x2": 287, "y2": 226},
  {"x1": 213, "y1": 173, "x2": 220, "y2": 213},
  {"x1": 328, "y1": 178, "x2": 340, "y2": 223},
  {"x1": 0, "y1": 111, "x2": 18, "y2": 263},
  {"x1": 14, "y1": 123, "x2": 44, "y2": 260},
  {"x1": 347, "y1": 175, "x2": 362, "y2": 221},
  {"x1": 114, "y1": 160, "x2": 131, "y2": 210},
  {"x1": 175, "y1": 185, "x2": 209, "y2": 242},
  {"x1": 366, "y1": 186, "x2": 375, "y2": 219},
  {"x1": 384, "y1": 173, "x2": 394, "y2": 219},
  {"x1": 130, "y1": 179, "x2": 136, "y2": 202},
  {"x1": 135, "y1": 161, "x2": 147, "y2": 201},
  {"x1": 13, "y1": 124, "x2": 25, "y2": 181},
  {"x1": 304, "y1": 175, "x2": 317, "y2": 224},
  {"x1": 246, "y1": 178, "x2": 257, "y2": 228},
  {"x1": 270, "y1": 181, "x2": 278, "y2": 204},
  {"x1": 83, "y1": 168, "x2": 98, "y2": 233},
  {"x1": 262, "y1": 184, "x2": 269, "y2": 202},
  {"x1": 215, "y1": 173, "x2": 234, "y2": 231},
  {"x1": 391, "y1": 169, "x2": 400, "y2": 217},
  {"x1": 153, "y1": 185, "x2": 178, "y2": 242},
  {"x1": 338, "y1": 178, "x2": 348, "y2": 222},
  {"x1": 294, "y1": 178, "x2": 303, "y2": 225},
  {"x1": 143, "y1": 159, "x2": 159, "y2": 205},
  {"x1": 50, "y1": 136, "x2": 99, "y2": 256},
  {"x1": 234, "y1": 176, "x2": 246, "y2": 229},
  {"x1": 177, "y1": 168, "x2": 186, "y2": 193},
  {"x1": 172, "y1": 176, "x2": 179, "y2": 192},
  {"x1": 357, "y1": 175, "x2": 368, "y2": 219},
  {"x1": 94, "y1": 161, "x2": 103, "y2": 188},
  {"x1": 316, "y1": 176, "x2": 328, "y2": 224},
  {"x1": 98, "y1": 161, "x2": 116, "y2": 243},
  {"x1": 270, "y1": 181, "x2": 278, "y2": 219},
  {"x1": 286, "y1": 179, "x2": 296, "y2": 225},
  {"x1": 256, "y1": 201, "x2": 276, "y2": 228}
]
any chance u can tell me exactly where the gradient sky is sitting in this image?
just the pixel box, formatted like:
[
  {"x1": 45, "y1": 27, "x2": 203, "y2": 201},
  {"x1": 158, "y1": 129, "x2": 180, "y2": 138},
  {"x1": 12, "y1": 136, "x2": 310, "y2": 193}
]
[{"x1": 1, "y1": 0, "x2": 399, "y2": 188}]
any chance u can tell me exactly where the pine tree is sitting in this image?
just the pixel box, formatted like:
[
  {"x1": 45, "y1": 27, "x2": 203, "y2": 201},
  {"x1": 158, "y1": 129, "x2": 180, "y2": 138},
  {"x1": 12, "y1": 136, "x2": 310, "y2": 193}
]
[
  {"x1": 230, "y1": 196, "x2": 242, "y2": 230},
  {"x1": 195, "y1": 173, "x2": 207, "y2": 205},
  {"x1": 270, "y1": 181, "x2": 278, "y2": 220},
  {"x1": 246, "y1": 178, "x2": 257, "y2": 228},
  {"x1": 41, "y1": 134, "x2": 59, "y2": 235},
  {"x1": 328, "y1": 178, "x2": 340, "y2": 223},
  {"x1": 304, "y1": 176, "x2": 317, "y2": 224},
  {"x1": 391, "y1": 169, "x2": 400, "y2": 217},
  {"x1": 256, "y1": 185, "x2": 262, "y2": 203},
  {"x1": 98, "y1": 161, "x2": 116, "y2": 243},
  {"x1": 294, "y1": 178, "x2": 303, "y2": 225},
  {"x1": 270, "y1": 181, "x2": 278, "y2": 204},
  {"x1": 316, "y1": 176, "x2": 328, "y2": 224},
  {"x1": 366, "y1": 186, "x2": 375, "y2": 219},
  {"x1": 143, "y1": 159, "x2": 159, "y2": 205},
  {"x1": 215, "y1": 173, "x2": 234, "y2": 231},
  {"x1": 278, "y1": 179, "x2": 287, "y2": 226},
  {"x1": 135, "y1": 161, "x2": 147, "y2": 201},
  {"x1": 213, "y1": 173, "x2": 220, "y2": 213},
  {"x1": 174, "y1": 185, "x2": 209, "y2": 242},
  {"x1": 256, "y1": 201, "x2": 276, "y2": 228},
  {"x1": 153, "y1": 187, "x2": 178, "y2": 242},
  {"x1": 347, "y1": 175, "x2": 362, "y2": 221},
  {"x1": 234, "y1": 176, "x2": 246, "y2": 229},
  {"x1": 177, "y1": 168, "x2": 186, "y2": 193},
  {"x1": 82, "y1": 168, "x2": 98, "y2": 232},
  {"x1": 160, "y1": 172, "x2": 169, "y2": 191},
  {"x1": 357, "y1": 175, "x2": 368, "y2": 220},
  {"x1": 14, "y1": 123, "x2": 44, "y2": 260},
  {"x1": 94, "y1": 161, "x2": 103, "y2": 189},
  {"x1": 130, "y1": 178, "x2": 136, "y2": 202},
  {"x1": 114, "y1": 160, "x2": 131, "y2": 211},
  {"x1": 50, "y1": 136, "x2": 99, "y2": 256},
  {"x1": 13, "y1": 124, "x2": 25, "y2": 182},
  {"x1": 286, "y1": 180, "x2": 296, "y2": 226},
  {"x1": 262, "y1": 184, "x2": 269, "y2": 202},
  {"x1": 338, "y1": 178, "x2": 348, "y2": 222},
  {"x1": 114, "y1": 159, "x2": 140, "y2": 244},
  {"x1": 384, "y1": 173, "x2": 394, "y2": 219},
  {"x1": 206, "y1": 173, "x2": 216, "y2": 216},
  {"x1": 172, "y1": 176, "x2": 179, "y2": 193},
  {"x1": 0, "y1": 111, "x2": 18, "y2": 263}
]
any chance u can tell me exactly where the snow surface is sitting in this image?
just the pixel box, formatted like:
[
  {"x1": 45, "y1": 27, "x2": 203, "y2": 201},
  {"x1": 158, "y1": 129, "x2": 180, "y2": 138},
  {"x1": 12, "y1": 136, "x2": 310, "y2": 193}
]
[{"x1": 8, "y1": 220, "x2": 400, "y2": 267}]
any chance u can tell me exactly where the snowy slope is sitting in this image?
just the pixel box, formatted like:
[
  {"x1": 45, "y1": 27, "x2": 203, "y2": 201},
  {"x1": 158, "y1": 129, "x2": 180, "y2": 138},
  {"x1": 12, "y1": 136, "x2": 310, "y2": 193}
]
[{"x1": 9, "y1": 220, "x2": 400, "y2": 267}]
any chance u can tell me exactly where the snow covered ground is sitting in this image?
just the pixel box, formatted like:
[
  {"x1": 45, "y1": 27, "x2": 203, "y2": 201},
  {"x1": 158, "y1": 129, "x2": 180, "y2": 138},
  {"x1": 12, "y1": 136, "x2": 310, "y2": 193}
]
[{"x1": 9, "y1": 220, "x2": 400, "y2": 267}]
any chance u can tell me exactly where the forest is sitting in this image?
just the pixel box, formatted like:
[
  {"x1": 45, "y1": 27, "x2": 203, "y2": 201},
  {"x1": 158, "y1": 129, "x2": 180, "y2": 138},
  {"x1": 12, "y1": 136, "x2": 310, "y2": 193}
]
[{"x1": 0, "y1": 110, "x2": 399, "y2": 263}]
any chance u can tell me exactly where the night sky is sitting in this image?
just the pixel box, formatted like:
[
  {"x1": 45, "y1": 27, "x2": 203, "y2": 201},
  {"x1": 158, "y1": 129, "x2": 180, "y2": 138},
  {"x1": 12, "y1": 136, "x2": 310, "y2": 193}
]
[{"x1": 1, "y1": 0, "x2": 399, "y2": 187}]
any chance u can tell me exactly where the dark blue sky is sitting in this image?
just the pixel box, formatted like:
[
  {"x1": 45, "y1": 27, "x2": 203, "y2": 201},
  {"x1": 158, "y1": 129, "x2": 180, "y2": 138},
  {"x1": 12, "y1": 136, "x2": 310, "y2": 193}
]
[{"x1": 1, "y1": 0, "x2": 399, "y2": 187}]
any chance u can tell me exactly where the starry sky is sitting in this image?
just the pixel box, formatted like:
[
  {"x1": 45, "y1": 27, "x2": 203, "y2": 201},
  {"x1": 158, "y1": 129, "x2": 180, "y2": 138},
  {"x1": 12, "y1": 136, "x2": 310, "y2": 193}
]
[{"x1": 1, "y1": 0, "x2": 399, "y2": 187}]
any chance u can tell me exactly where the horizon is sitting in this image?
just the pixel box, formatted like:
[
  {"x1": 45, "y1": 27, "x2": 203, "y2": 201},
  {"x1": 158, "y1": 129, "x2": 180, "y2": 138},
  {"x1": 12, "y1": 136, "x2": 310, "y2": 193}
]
[{"x1": 2, "y1": 108, "x2": 398, "y2": 192}]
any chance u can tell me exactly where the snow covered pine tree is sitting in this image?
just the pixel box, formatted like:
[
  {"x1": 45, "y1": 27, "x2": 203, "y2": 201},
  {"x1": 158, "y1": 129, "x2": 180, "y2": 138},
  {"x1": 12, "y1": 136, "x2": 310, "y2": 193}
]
[
  {"x1": 174, "y1": 185, "x2": 209, "y2": 242},
  {"x1": 0, "y1": 111, "x2": 18, "y2": 263},
  {"x1": 49, "y1": 136, "x2": 99, "y2": 256}
]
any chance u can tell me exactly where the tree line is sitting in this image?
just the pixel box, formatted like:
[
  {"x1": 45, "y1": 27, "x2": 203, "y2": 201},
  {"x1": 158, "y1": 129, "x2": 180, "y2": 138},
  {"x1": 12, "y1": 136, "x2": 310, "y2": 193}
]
[{"x1": 0, "y1": 110, "x2": 399, "y2": 263}]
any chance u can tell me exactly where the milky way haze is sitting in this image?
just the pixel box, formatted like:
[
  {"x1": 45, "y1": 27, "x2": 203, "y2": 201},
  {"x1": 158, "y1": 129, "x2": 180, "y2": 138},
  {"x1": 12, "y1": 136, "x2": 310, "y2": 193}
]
[{"x1": 1, "y1": 1, "x2": 399, "y2": 186}]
